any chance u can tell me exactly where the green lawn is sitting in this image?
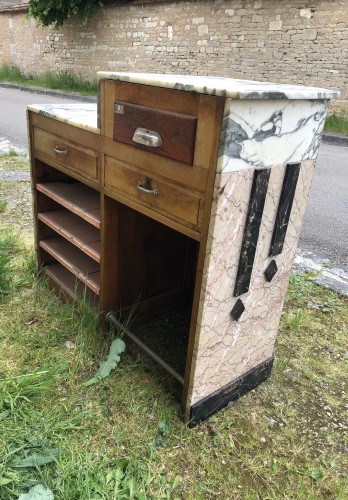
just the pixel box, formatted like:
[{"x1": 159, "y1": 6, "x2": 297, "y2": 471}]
[{"x1": 0, "y1": 163, "x2": 347, "y2": 499}]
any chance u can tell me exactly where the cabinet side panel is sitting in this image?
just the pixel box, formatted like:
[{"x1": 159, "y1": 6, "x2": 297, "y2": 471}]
[{"x1": 185, "y1": 160, "x2": 316, "y2": 416}]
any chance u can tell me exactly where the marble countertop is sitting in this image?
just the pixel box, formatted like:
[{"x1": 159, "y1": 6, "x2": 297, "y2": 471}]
[
  {"x1": 97, "y1": 72, "x2": 339, "y2": 100},
  {"x1": 27, "y1": 103, "x2": 99, "y2": 134}
]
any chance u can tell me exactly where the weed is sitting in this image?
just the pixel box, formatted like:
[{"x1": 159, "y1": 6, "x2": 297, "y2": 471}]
[
  {"x1": 324, "y1": 113, "x2": 348, "y2": 135},
  {"x1": 0, "y1": 64, "x2": 97, "y2": 96},
  {"x1": 0, "y1": 201, "x2": 7, "y2": 213},
  {"x1": 283, "y1": 307, "x2": 308, "y2": 331},
  {"x1": 0, "y1": 149, "x2": 23, "y2": 158}
]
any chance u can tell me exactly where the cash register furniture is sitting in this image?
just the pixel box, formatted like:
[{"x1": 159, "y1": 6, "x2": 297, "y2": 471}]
[{"x1": 28, "y1": 73, "x2": 338, "y2": 426}]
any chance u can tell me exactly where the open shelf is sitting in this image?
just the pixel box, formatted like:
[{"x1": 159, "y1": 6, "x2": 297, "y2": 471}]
[
  {"x1": 38, "y1": 210, "x2": 100, "y2": 262},
  {"x1": 44, "y1": 262, "x2": 99, "y2": 307},
  {"x1": 36, "y1": 182, "x2": 101, "y2": 228},
  {"x1": 132, "y1": 307, "x2": 191, "y2": 378},
  {"x1": 40, "y1": 236, "x2": 100, "y2": 294}
]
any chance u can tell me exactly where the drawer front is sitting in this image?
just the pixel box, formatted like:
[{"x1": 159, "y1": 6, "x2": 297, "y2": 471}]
[
  {"x1": 113, "y1": 101, "x2": 197, "y2": 165},
  {"x1": 34, "y1": 128, "x2": 98, "y2": 181},
  {"x1": 105, "y1": 157, "x2": 202, "y2": 229}
]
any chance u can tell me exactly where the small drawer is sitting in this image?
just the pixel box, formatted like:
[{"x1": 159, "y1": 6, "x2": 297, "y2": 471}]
[
  {"x1": 113, "y1": 101, "x2": 197, "y2": 165},
  {"x1": 33, "y1": 128, "x2": 99, "y2": 182},
  {"x1": 105, "y1": 157, "x2": 202, "y2": 229}
]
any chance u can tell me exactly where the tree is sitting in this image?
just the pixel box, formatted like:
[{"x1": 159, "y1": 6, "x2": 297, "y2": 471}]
[{"x1": 28, "y1": 0, "x2": 104, "y2": 28}]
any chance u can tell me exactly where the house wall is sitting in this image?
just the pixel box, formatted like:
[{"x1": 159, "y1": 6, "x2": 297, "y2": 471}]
[{"x1": 0, "y1": 0, "x2": 347, "y2": 111}]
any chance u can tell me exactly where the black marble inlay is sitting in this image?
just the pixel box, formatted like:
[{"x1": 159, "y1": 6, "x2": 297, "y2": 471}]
[
  {"x1": 234, "y1": 168, "x2": 271, "y2": 297},
  {"x1": 231, "y1": 299, "x2": 245, "y2": 321},
  {"x1": 264, "y1": 259, "x2": 278, "y2": 282},
  {"x1": 270, "y1": 162, "x2": 301, "y2": 256},
  {"x1": 189, "y1": 358, "x2": 274, "y2": 428}
]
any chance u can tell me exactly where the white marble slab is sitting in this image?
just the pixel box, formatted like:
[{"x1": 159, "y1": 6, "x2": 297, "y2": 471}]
[
  {"x1": 27, "y1": 104, "x2": 99, "y2": 134},
  {"x1": 217, "y1": 99, "x2": 329, "y2": 172},
  {"x1": 97, "y1": 72, "x2": 339, "y2": 100}
]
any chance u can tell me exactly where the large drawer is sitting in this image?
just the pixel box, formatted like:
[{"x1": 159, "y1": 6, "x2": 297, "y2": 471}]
[
  {"x1": 113, "y1": 101, "x2": 197, "y2": 165},
  {"x1": 105, "y1": 157, "x2": 202, "y2": 230},
  {"x1": 33, "y1": 128, "x2": 99, "y2": 182}
]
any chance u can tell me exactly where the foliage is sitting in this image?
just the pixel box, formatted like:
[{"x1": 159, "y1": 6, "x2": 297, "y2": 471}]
[
  {"x1": 28, "y1": 0, "x2": 104, "y2": 28},
  {"x1": 84, "y1": 338, "x2": 126, "y2": 386},
  {"x1": 18, "y1": 484, "x2": 54, "y2": 500},
  {"x1": 324, "y1": 112, "x2": 348, "y2": 135},
  {"x1": 0, "y1": 64, "x2": 97, "y2": 96}
]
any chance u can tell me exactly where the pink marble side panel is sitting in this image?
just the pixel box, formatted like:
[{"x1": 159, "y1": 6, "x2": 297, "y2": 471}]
[{"x1": 186, "y1": 160, "x2": 316, "y2": 412}]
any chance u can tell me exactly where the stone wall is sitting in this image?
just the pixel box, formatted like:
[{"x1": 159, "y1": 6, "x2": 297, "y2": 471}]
[{"x1": 0, "y1": 0, "x2": 347, "y2": 111}]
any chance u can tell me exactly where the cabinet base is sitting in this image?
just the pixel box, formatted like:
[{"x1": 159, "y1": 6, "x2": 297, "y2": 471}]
[{"x1": 188, "y1": 357, "x2": 274, "y2": 428}]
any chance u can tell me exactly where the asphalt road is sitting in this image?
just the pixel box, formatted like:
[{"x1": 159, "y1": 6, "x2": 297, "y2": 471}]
[
  {"x1": 0, "y1": 86, "x2": 347, "y2": 270},
  {"x1": 0, "y1": 87, "x2": 88, "y2": 150}
]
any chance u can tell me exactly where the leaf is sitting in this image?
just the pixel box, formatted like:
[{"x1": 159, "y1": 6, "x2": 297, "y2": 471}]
[
  {"x1": 310, "y1": 469, "x2": 323, "y2": 480},
  {"x1": 18, "y1": 484, "x2": 54, "y2": 500},
  {"x1": 155, "y1": 420, "x2": 170, "y2": 447},
  {"x1": 172, "y1": 475, "x2": 182, "y2": 489},
  {"x1": 0, "y1": 409, "x2": 11, "y2": 421},
  {"x1": 11, "y1": 448, "x2": 59, "y2": 469},
  {"x1": 0, "y1": 476, "x2": 13, "y2": 486},
  {"x1": 84, "y1": 339, "x2": 126, "y2": 386}
]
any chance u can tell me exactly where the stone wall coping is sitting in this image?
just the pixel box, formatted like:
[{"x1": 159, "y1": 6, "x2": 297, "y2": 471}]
[{"x1": 0, "y1": 2, "x2": 28, "y2": 13}]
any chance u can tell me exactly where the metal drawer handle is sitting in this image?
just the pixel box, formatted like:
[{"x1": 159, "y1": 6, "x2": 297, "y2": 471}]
[
  {"x1": 132, "y1": 127, "x2": 162, "y2": 148},
  {"x1": 53, "y1": 146, "x2": 68, "y2": 155},
  {"x1": 136, "y1": 181, "x2": 158, "y2": 197}
]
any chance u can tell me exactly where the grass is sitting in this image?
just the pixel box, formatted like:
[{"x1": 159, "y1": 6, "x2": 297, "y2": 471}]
[
  {"x1": 0, "y1": 63, "x2": 97, "y2": 96},
  {"x1": 0, "y1": 152, "x2": 29, "y2": 172},
  {"x1": 0, "y1": 223, "x2": 347, "y2": 499},
  {"x1": 324, "y1": 113, "x2": 348, "y2": 135},
  {"x1": 0, "y1": 161, "x2": 347, "y2": 498},
  {"x1": 0, "y1": 149, "x2": 26, "y2": 158}
]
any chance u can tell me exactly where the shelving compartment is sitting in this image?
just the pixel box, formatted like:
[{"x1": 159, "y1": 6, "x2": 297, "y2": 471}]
[
  {"x1": 107, "y1": 200, "x2": 199, "y2": 386},
  {"x1": 33, "y1": 163, "x2": 101, "y2": 305}
]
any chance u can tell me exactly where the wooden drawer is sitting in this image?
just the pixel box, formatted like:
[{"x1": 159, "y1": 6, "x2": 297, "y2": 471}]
[
  {"x1": 105, "y1": 157, "x2": 202, "y2": 230},
  {"x1": 113, "y1": 101, "x2": 197, "y2": 165},
  {"x1": 33, "y1": 128, "x2": 99, "y2": 182}
]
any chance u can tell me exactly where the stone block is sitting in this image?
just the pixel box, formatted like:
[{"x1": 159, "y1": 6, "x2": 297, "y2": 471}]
[
  {"x1": 302, "y1": 28, "x2": 317, "y2": 40},
  {"x1": 269, "y1": 20, "x2": 282, "y2": 31}
]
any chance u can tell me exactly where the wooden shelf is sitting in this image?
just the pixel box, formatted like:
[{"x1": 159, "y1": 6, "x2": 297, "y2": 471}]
[
  {"x1": 36, "y1": 182, "x2": 101, "y2": 228},
  {"x1": 38, "y1": 210, "x2": 100, "y2": 262},
  {"x1": 44, "y1": 262, "x2": 99, "y2": 307},
  {"x1": 40, "y1": 237, "x2": 100, "y2": 294}
]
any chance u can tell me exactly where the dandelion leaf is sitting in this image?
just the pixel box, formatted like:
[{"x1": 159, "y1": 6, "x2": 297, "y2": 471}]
[
  {"x1": 84, "y1": 338, "x2": 126, "y2": 386},
  {"x1": 11, "y1": 448, "x2": 59, "y2": 469},
  {"x1": 18, "y1": 484, "x2": 54, "y2": 500},
  {"x1": 0, "y1": 476, "x2": 12, "y2": 486}
]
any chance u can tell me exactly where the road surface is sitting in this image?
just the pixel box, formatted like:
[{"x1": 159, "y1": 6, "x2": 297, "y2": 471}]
[{"x1": 0, "y1": 86, "x2": 347, "y2": 271}]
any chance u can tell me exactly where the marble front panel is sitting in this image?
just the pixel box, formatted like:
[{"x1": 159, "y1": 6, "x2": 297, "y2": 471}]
[
  {"x1": 186, "y1": 160, "x2": 316, "y2": 413},
  {"x1": 217, "y1": 99, "x2": 328, "y2": 173}
]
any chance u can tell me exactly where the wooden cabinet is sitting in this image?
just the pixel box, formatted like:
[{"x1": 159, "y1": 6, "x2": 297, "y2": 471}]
[
  {"x1": 28, "y1": 81, "x2": 225, "y2": 424},
  {"x1": 28, "y1": 73, "x2": 336, "y2": 426}
]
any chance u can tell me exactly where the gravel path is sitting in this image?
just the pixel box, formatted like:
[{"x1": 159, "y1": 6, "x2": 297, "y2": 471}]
[{"x1": 0, "y1": 171, "x2": 30, "y2": 181}]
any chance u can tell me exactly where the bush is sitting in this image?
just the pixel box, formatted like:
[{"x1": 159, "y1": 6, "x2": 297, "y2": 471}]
[{"x1": 28, "y1": 0, "x2": 104, "y2": 28}]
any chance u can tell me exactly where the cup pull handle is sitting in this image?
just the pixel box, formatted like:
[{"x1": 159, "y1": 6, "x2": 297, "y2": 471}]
[
  {"x1": 136, "y1": 181, "x2": 159, "y2": 197},
  {"x1": 132, "y1": 128, "x2": 162, "y2": 148}
]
